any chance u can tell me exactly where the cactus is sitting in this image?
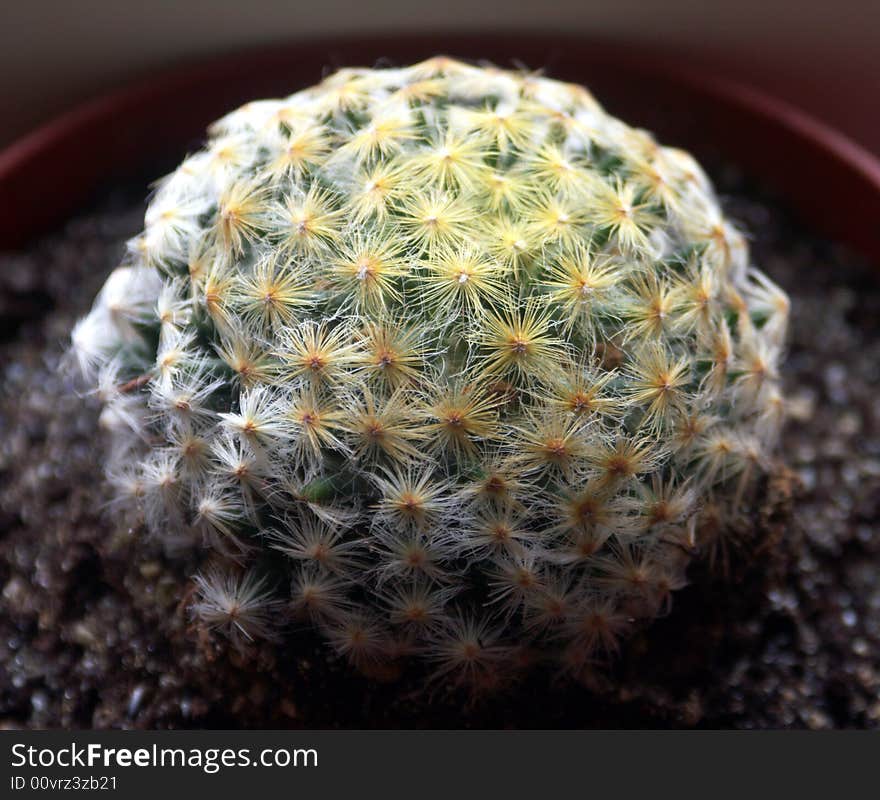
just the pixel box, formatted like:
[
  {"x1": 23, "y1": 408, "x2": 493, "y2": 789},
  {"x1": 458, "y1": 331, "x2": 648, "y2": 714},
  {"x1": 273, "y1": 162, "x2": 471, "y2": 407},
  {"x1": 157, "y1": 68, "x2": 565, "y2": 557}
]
[{"x1": 72, "y1": 57, "x2": 789, "y2": 686}]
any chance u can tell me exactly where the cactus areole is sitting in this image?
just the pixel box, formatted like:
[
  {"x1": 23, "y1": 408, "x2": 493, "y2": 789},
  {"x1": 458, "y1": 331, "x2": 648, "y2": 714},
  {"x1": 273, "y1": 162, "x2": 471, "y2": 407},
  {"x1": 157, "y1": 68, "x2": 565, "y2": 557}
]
[{"x1": 73, "y1": 58, "x2": 789, "y2": 686}]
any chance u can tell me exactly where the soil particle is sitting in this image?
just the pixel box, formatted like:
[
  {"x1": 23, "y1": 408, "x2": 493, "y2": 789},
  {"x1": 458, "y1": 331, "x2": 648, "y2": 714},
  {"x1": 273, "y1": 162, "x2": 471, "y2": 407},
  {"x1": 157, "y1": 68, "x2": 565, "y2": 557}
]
[{"x1": 1, "y1": 171, "x2": 878, "y2": 728}]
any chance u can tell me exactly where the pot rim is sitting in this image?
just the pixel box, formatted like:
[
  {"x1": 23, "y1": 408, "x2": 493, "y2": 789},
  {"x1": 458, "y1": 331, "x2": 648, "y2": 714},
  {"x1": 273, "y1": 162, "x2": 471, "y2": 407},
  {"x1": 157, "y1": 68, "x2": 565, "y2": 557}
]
[{"x1": 1, "y1": 33, "x2": 879, "y2": 259}]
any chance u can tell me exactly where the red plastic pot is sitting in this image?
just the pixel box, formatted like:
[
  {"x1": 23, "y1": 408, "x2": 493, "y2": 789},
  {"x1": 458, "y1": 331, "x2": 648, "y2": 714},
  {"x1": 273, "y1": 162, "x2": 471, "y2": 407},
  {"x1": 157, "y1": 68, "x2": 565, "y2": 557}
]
[{"x1": 2, "y1": 33, "x2": 879, "y2": 263}]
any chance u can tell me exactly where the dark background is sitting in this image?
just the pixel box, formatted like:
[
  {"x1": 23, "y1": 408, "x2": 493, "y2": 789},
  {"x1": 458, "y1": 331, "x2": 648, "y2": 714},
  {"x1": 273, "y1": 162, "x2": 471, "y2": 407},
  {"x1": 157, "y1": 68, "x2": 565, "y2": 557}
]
[{"x1": 3, "y1": 1, "x2": 879, "y2": 154}]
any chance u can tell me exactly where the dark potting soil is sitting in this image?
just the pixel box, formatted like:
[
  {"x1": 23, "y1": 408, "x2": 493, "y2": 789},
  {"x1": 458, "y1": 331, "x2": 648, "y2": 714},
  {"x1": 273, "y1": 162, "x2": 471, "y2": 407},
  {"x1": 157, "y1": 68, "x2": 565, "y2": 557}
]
[{"x1": 0, "y1": 166, "x2": 878, "y2": 730}]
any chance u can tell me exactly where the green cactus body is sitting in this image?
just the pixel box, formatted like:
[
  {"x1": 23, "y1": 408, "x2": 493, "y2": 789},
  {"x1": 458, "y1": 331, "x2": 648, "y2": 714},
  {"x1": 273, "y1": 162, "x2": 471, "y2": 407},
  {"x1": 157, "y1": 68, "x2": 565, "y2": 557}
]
[{"x1": 72, "y1": 57, "x2": 789, "y2": 685}]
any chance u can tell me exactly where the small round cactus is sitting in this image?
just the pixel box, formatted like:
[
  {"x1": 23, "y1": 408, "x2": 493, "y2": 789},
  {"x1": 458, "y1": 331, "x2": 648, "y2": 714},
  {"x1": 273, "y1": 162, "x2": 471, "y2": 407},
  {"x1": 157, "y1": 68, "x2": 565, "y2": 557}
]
[{"x1": 72, "y1": 57, "x2": 789, "y2": 686}]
